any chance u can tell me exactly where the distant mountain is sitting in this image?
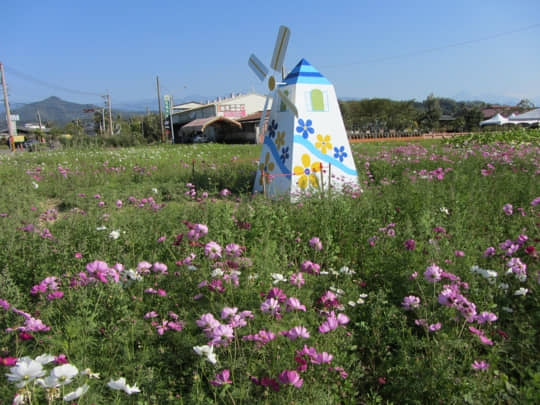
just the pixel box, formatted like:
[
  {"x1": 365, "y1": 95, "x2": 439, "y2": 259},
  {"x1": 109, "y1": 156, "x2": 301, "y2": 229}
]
[
  {"x1": 4, "y1": 96, "x2": 145, "y2": 126},
  {"x1": 114, "y1": 94, "x2": 211, "y2": 112}
]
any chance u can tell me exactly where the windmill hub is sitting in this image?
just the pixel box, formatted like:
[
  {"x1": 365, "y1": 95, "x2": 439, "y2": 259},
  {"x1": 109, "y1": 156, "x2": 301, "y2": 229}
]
[{"x1": 268, "y1": 76, "x2": 276, "y2": 91}]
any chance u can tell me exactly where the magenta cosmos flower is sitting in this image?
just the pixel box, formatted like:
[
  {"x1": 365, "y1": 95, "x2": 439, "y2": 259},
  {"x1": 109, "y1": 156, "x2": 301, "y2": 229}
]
[
  {"x1": 278, "y1": 370, "x2": 303, "y2": 388},
  {"x1": 210, "y1": 369, "x2": 232, "y2": 386}
]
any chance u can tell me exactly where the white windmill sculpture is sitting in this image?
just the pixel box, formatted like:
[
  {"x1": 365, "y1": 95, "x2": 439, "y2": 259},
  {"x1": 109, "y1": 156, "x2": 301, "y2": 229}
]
[{"x1": 248, "y1": 25, "x2": 360, "y2": 200}]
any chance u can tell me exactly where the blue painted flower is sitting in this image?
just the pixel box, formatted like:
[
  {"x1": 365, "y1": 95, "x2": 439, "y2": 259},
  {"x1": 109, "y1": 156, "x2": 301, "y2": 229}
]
[
  {"x1": 267, "y1": 120, "x2": 278, "y2": 139},
  {"x1": 296, "y1": 119, "x2": 314, "y2": 139},
  {"x1": 333, "y1": 146, "x2": 348, "y2": 162},
  {"x1": 280, "y1": 146, "x2": 289, "y2": 163}
]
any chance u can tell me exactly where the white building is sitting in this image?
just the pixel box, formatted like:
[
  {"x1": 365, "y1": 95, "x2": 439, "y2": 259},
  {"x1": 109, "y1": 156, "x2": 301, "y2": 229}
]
[{"x1": 171, "y1": 93, "x2": 271, "y2": 143}]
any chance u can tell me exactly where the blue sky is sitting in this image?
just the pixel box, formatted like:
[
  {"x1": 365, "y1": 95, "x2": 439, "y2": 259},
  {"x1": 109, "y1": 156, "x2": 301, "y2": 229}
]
[{"x1": 2, "y1": 0, "x2": 540, "y2": 107}]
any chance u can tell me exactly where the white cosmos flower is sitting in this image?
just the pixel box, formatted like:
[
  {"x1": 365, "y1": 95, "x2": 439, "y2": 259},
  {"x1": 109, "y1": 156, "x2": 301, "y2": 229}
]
[
  {"x1": 152, "y1": 188, "x2": 158, "y2": 194},
  {"x1": 109, "y1": 230, "x2": 120, "y2": 240},
  {"x1": 6, "y1": 358, "x2": 46, "y2": 388},
  {"x1": 96, "y1": 226, "x2": 107, "y2": 231},
  {"x1": 51, "y1": 363, "x2": 78, "y2": 385},
  {"x1": 63, "y1": 384, "x2": 89, "y2": 401},
  {"x1": 107, "y1": 377, "x2": 141, "y2": 394},
  {"x1": 37, "y1": 375, "x2": 60, "y2": 388},
  {"x1": 32, "y1": 181, "x2": 39, "y2": 189},
  {"x1": 339, "y1": 266, "x2": 355, "y2": 275},
  {"x1": 514, "y1": 288, "x2": 528, "y2": 296},
  {"x1": 211, "y1": 268, "x2": 224, "y2": 277},
  {"x1": 81, "y1": 368, "x2": 100, "y2": 379},
  {"x1": 270, "y1": 273, "x2": 286, "y2": 284},
  {"x1": 34, "y1": 354, "x2": 55, "y2": 365},
  {"x1": 193, "y1": 345, "x2": 217, "y2": 364}
]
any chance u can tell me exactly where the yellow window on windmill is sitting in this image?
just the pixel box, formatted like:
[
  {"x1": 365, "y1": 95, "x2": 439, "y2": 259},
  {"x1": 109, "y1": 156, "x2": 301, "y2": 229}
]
[{"x1": 311, "y1": 89, "x2": 325, "y2": 111}]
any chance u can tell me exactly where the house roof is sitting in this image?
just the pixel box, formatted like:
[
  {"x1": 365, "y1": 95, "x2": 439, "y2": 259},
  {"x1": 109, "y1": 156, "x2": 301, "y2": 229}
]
[
  {"x1": 283, "y1": 59, "x2": 331, "y2": 85},
  {"x1": 509, "y1": 108, "x2": 540, "y2": 121},
  {"x1": 236, "y1": 110, "x2": 270, "y2": 123},
  {"x1": 182, "y1": 116, "x2": 242, "y2": 131}
]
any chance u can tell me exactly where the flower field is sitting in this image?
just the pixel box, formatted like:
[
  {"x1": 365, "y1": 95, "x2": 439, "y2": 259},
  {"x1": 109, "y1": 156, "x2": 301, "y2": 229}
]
[{"x1": 0, "y1": 140, "x2": 538, "y2": 404}]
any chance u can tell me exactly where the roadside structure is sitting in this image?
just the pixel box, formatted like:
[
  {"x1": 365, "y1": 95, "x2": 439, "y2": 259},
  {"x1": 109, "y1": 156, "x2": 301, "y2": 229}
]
[{"x1": 171, "y1": 93, "x2": 271, "y2": 143}]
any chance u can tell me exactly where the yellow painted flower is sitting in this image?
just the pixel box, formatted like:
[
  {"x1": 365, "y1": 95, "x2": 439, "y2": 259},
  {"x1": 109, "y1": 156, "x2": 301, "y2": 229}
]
[
  {"x1": 259, "y1": 152, "x2": 275, "y2": 186},
  {"x1": 293, "y1": 154, "x2": 321, "y2": 190},
  {"x1": 315, "y1": 134, "x2": 332, "y2": 154},
  {"x1": 275, "y1": 131, "x2": 285, "y2": 150}
]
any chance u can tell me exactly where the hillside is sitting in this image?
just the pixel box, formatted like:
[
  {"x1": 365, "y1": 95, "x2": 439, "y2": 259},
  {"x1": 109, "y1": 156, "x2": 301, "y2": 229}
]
[{"x1": 9, "y1": 96, "x2": 144, "y2": 126}]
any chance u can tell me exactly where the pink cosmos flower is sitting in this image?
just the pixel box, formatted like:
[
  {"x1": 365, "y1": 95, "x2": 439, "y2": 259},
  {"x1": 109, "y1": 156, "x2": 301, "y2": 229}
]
[
  {"x1": 401, "y1": 295, "x2": 420, "y2": 310},
  {"x1": 157, "y1": 236, "x2": 166, "y2": 243},
  {"x1": 278, "y1": 370, "x2": 303, "y2": 388},
  {"x1": 281, "y1": 326, "x2": 310, "y2": 340},
  {"x1": 210, "y1": 324, "x2": 234, "y2": 346},
  {"x1": 428, "y1": 323, "x2": 442, "y2": 332},
  {"x1": 312, "y1": 351, "x2": 333, "y2": 364},
  {"x1": 210, "y1": 369, "x2": 232, "y2": 386},
  {"x1": 454, "y1": 250, "x2": 465, "y2": 257},
  {"x1": 475, "y1": 312, "x2": 498, "y2": 324},
  {"x1": 503, "y1": 204, "x2": 513, "y2": 216},
  {"x1": 204, "y1": 241, "x2": 222, "y2": 260},
  {"x1": 225, "y1": 243, "x2": 243, "y2": 258},
  {"x1": 309, "y1": 237, "x2": 323, "y2": 251},
  {"x1": 319, "y1": 316, "x2": 338, "y2": 334},
  {"x1": 285, "y1": 297, "x2": 306, "y2": 312},
  {"x1": 471, "y1": 360, "x2": 489, "y2": 371},
  {"x1": 47, "y1": 291, "x2": 64, "y2": 300},
  {"x1": 115, "y1": 200, "x2": 123, "y2": 208},
  {"x1": 483, "y1": 247, "x2": 496, "y2": 257},
  {"x1": 0, "y1": 299, "x2": 9, "y2": 310},
  {"x1": 289, "y1": 272, "x2": 305, "y2": 288},
  {"x1": 260, "y1": 298, "x2": 281, "y2": 317},
  {"x1": 531, "y1": 196, "x2": 540, "y2": 206},
  {"x1": 221, "y1": 307, "x2": 238, "y2": 319},
  {"x1": 74, "y1": 252, "x2": 83, "y2": 259},
  {"x1": 300, "y1": 260, "x2": 320, "y2": 274},
  {"x1": 152, "y1": 262, "x2": 168, "y2": 274},
  {"x1": 404, "y1": 239, "x2": 416, "y2": 250},
  {"x1": 424, "y1": 264, "x2": 443, "y2": 282},
  {"x1": 144, "y1": 311, "x2": 158, "y2": 319}
]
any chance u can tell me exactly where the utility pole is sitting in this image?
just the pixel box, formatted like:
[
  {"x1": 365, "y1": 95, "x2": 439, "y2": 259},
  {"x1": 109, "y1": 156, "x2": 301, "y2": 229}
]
[
  {"x1": 1, "y1": 62, "x2": 16, "y2": 137},
  {"x1": 156, "y1": 76, "x2": 165, "y2": 142},
  {"x1": 107, "y1": 93, "x2": 113, "y2": 136},
  {"x1": 37, "y1": 110, "x2": 43, "y2": 130}
]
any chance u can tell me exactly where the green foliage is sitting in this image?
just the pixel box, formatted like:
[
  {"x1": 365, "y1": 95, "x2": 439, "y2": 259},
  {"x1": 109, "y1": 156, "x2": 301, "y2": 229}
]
[{"x1": 444, "y1": 128, "x2": 540, "y2": 146}]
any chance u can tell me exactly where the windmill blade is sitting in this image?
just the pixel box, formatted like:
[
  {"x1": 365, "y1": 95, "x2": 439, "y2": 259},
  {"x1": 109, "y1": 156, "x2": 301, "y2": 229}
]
[
  {"x1": 258, "y1": 93, "x2": 272, "y2": 136},
  {"x1": 270, "y1": 26, "x2": 291, "y2": 71},
  {"x1": 277, "y1": 88, "x2": 298, "y2": 117},
  {"x1": 248, "y1": 54, "x2": 269, "y2": 82}
]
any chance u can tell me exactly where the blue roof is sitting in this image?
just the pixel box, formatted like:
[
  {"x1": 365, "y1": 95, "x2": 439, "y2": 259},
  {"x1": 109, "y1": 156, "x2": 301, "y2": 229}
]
[{"x1": 283, "y1": 59, "x2": 331, "y2": 85}]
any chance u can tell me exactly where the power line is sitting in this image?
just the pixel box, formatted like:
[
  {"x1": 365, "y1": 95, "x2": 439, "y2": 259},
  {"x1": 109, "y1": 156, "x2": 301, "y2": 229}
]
[
  {"x1": 321, "y1": 23, "x2": 540, "y2": 69},
  {"x1": 3, "y1": 64, "x2": 104, "y2": 97}
]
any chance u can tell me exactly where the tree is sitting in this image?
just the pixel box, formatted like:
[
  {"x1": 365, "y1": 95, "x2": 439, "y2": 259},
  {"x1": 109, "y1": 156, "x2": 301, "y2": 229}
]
[
  {"x1": 517, "y1": 99, "x2": 535, "y2": 112},
  {"x1": 419, "y1": 94, "x2": 441, "y2": 132}
]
